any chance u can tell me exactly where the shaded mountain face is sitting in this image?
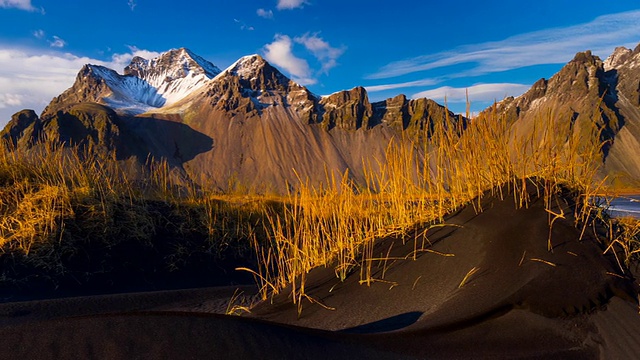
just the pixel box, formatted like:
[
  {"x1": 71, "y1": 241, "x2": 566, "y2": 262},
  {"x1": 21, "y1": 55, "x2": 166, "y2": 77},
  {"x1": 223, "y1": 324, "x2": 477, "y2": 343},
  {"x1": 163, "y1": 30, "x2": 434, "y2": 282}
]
[
  {"x1": 4, "y1": 49, "x2": 460, "y2": 193},
  {"x1": 1, "y1": 109, "x2": 40, "y2": 148},
  {"x1": 494, "y1": 44, "x2": 640, "y2": 187}
]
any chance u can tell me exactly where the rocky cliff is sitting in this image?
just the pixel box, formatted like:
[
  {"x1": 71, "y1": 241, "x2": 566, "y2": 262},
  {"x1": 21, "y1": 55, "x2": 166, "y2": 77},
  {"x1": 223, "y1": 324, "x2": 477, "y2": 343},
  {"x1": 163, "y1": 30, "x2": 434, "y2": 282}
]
[{"x1": 493, "y1": 45, "x2": 640, "y2": 187}]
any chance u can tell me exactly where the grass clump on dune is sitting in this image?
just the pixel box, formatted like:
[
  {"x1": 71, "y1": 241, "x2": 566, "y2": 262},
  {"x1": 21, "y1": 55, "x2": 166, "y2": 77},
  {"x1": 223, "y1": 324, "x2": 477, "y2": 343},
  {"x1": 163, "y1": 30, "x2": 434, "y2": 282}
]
[
  {"x1": 247, "y1": 104, "x2": 636, "y2": 313},
  {"x1": 0, "y1": 138, "x2": 265, "y2": 296},
  {"x1": 0, "y1": 102, "x2": 638, "y2": 310}
]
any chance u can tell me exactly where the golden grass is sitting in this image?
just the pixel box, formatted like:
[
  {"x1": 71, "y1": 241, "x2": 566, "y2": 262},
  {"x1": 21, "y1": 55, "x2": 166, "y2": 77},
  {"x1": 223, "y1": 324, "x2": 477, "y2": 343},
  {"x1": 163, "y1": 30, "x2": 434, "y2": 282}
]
[
  {"x1": 604, "y1": 216, "x2": 640, "y2": 271},
  {"x1": 458, "y1": 267, "x2": 480, "y2": 288},
  {"x1": 0, "y1": 137, "x2": 272, "y2": 286},
  {"x1": 245, "y1": 102, "x2": 635, "y2": 310},
  {"x1": 1, "y1": 101, "x2": 638, "y2": 312}
]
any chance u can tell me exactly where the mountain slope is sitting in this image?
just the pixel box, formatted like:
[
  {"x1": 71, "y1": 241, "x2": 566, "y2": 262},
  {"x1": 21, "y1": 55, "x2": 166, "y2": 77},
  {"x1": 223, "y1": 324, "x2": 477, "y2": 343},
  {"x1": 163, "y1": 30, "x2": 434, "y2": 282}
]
[
  {"x1": 10, "y1": 44, "x2": 640, "y2": 192},
  {"x1": 493, "y1": 44, "x2": 640, "y2": 187},
  {"x1": 4, "y1": 49, "x2": 461, "y2": 192},
  {"x1": 601, "y1": 45, "x2": 640, "y2": 183}
]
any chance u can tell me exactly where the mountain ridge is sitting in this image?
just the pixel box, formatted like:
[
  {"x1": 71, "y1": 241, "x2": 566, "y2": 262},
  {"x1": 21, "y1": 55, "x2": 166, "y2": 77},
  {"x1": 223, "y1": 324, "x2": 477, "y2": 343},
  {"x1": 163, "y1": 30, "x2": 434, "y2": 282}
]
[
  {"x1": 4, "y1": 44, "x2": 640, "y2": 191},
  {"x1": 492, "y1": 43, "x2": 640, "y2": 187}
]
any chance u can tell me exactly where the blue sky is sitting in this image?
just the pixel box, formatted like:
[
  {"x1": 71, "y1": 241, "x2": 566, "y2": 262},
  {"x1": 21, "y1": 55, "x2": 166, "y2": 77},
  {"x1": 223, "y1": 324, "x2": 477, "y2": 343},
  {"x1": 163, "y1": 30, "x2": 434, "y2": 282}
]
[{"x1": 1, "y1": 0, "x2": 640, "y2": 126}]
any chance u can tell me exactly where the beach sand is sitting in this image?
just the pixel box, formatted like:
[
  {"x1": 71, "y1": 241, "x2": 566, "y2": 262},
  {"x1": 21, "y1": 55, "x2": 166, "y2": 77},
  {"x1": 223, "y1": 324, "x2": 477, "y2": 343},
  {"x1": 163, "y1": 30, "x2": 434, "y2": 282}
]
[{"x1": 1, "y1": 186, "x2": 639, "y2": 359}]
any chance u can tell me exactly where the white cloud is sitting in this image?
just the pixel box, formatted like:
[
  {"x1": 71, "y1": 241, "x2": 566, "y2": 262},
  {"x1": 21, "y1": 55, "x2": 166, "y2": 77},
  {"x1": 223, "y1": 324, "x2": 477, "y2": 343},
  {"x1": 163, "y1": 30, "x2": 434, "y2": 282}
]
[
  {"x1": 263, "y1": 34, "x2": 316, "y2": 85},
  {"x1": 0, "y1": 93, "x2": 25, "y2": 109},
  {"x1": 294, "y1": 33, "x2": 345, "y2": 74},
  {"x1": 127, "y1": 0, "x2": 136, "y2": 11},
  {"x1": 0, "y1": 0, "x2": 36, "y2": 11},
  {"x1": 48, "y1": 36, "x2": 66, "y2": 48},
  {"x1": 110, "y1": 46, "x2": 161, "y2": 69},
  {"x1": 366, "y1": 78, "x2": 440, "y2": 93},
  {"x1": 0, "y1": 46, "x2": 160, "y2": 125},
  {"x1": 369, "y1": 10, "x2": 640, "y2": 79},
  {"x1": 257, "y1": 8, "x2": 273, "y2": 19},
  {"x1": 32, "y1": 29, "x2": 45, "y2": 39},
  {"x1": 276, "y1": 0, "x2": 307, "y2": 10},
  {"x1": 412, "y1": 83, "x2": 531, "y2": 103}
]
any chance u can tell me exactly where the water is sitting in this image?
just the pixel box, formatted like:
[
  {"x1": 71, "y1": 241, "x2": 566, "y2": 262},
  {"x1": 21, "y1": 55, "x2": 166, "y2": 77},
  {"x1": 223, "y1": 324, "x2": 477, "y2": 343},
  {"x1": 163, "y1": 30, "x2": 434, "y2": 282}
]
[{"x1": 600, "y1": 195, "x2": 640, "y2": 219}]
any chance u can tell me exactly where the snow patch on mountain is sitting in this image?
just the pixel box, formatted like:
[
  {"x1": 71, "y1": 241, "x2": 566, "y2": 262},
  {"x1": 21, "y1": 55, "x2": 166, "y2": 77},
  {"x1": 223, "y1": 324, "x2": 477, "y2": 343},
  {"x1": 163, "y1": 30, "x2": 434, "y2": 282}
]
[
  {"x1": 211, "y1": 54, "x2": 270, "y2": 85},
  {"x1": 88, "y1": 48, "x2": 222, "y2": 114},
  {"x1": 604, "y1": 46, "x2": 633, "y2": 71},
  {"x1": 88, "y1": 65, "x2": 164, "y2": 114},
  {"x1": 124, "y1": 48, "x2": 221, "y2": 107}
]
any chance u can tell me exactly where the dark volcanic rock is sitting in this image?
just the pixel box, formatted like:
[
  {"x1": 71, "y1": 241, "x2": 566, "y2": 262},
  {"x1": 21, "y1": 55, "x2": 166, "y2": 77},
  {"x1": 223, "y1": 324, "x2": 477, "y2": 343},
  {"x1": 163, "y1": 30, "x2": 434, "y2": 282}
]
[
  {"x1": 1, "y1": 109, "x2": 41, "y2": 147},
  {"x1": 44, "y1": 103, "x2": 122, "y2": 152},
  {"x1": 372, "y1": 95, "x2": 462, "y2": 138},
  {"x1": 319, "y1": 87, "x2": 372, "y2": 130}
]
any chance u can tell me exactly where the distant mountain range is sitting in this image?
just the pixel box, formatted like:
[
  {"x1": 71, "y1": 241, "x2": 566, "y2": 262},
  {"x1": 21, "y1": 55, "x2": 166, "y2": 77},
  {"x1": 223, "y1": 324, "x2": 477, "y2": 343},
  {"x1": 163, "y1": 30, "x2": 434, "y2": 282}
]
[{"x1": 2, "y1": 44, "x2": 640, "y2": 191}]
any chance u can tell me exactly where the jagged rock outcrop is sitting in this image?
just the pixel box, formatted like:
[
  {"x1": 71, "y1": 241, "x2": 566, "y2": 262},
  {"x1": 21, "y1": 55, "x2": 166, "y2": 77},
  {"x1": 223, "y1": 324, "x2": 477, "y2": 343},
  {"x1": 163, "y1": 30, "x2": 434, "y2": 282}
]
[
  {"x1": 319, "y1": 87, "x2": 372, "y2": 130},
  {"x1": 42, "y1": 65, "x2": 117, "y2": 118},
  {"x1": 1, "y1": 109, "x2": 41, "y2": 147},
  {"x1": 198, "y1": 55, "x2": 317, "y2": 119},
  {"x1": 124, "y1": 48, "x2": 220, "y2": 81},
  {"x1": 373, "y1": 95, "x2": 463, "y2": 138}
]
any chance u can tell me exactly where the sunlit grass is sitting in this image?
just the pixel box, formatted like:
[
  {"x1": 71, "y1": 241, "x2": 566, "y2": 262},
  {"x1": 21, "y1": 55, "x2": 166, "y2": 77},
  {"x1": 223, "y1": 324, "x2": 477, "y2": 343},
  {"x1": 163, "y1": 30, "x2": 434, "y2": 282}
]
[
  {"x1": 0, "y1": 102, "x2": 638, "y2": 311},
  {"x1": 246, "y1": 103, "x2": 634, "y2": 311}
]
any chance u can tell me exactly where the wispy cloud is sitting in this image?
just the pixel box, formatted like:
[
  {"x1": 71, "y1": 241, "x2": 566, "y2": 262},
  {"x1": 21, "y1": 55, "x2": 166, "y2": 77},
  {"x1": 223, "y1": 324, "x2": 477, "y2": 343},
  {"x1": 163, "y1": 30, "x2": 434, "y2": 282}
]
[
  {"x1": 257, "y1": 8, "x2": 273, "y2": 19},
  {"x1": 366, "y1": 78, "x2": 440, "y2": 93},
  {"x1": 233, "y1": 18, "x2": 254, "y2": 31},
  {"x1": 294, "y1": 33, "x2": 345, "y2": 74},
  {"x1": 263, "y1": 34, "x2": 315, "y2": 85},
  {"x1": 369, "y1": 10, "x2": 640, "y2": 80},
  {"x1": 32, "y1": 29, "x2": 45, "y2": 39},
  {"x1": 48, "y1": 36, "x2": 66, "y2": 48},
  {"x1": 127, "y1": 0, "x2": 136, "y2": 11},
  {"x1": 0, "y1": 46, "x2": 160, "y2": 124},
  {"x1": 276, "y1": 0, "x2": 307, "y2": 10},
  {"x1": 412, "y1": 83, "x2": 531, "y2": 103},
  {"x1": 0, "y1": 0, "x2": 38, "y2": 11},
  {"x1": 0, "y1": 93, "x2": 25, "y2": 109}
]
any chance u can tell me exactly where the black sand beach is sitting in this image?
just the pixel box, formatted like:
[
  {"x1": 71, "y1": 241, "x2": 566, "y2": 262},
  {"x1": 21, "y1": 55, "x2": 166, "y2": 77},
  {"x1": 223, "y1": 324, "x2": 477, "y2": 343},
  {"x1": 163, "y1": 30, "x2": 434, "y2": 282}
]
[{"x1": 1, "y1": 187, "x2": 639, "y2": 359}]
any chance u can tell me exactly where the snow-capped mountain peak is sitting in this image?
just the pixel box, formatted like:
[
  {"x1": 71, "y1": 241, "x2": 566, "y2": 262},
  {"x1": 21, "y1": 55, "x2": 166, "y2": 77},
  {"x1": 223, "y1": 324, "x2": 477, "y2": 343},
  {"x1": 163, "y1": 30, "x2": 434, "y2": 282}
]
[
  {"x1": 125, "y1": 48, "x2": 221, "y2": 83},
  {"x1": 43, "y1": 49, "x2": 291, "y2": 117},
  {"x1": 119, "y1": 48, "x2": 221, "y2": 109},
  {"x1": 44, "y1": 48, "x2": 224, "y2": 116},
  {"x1": 84, "y1": 64, "x2": 165, "y2": 114},
  {"x1": 221, "y1": 54, "x2": 267, "y2": 79},
  {"x1": 604, "y1": 46, "x2": 633, "y2": 71}
]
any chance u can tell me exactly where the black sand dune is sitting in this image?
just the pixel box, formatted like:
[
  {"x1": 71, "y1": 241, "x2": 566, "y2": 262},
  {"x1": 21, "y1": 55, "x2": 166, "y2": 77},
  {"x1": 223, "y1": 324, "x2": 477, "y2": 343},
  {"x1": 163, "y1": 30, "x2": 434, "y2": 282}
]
[{"x1": 1, "y1": 186, "x2": 639, "y2": 359}]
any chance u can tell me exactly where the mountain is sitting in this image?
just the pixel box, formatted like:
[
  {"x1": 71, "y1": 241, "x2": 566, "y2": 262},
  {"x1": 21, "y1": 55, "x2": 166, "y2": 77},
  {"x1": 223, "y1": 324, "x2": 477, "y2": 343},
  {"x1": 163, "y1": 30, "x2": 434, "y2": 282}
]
[
  {"x1": 6, "y1": 44, "x2": 639, "y2": 191},
  {"x1": 493, "y1": 44, "x2": 640, "y2": 188},
  {"x1": 42, "y1": 48, "x2": 221, "y2": 117},
  {"x1": 3, "y1": 48, "x2": 460, "y2": 193}
]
